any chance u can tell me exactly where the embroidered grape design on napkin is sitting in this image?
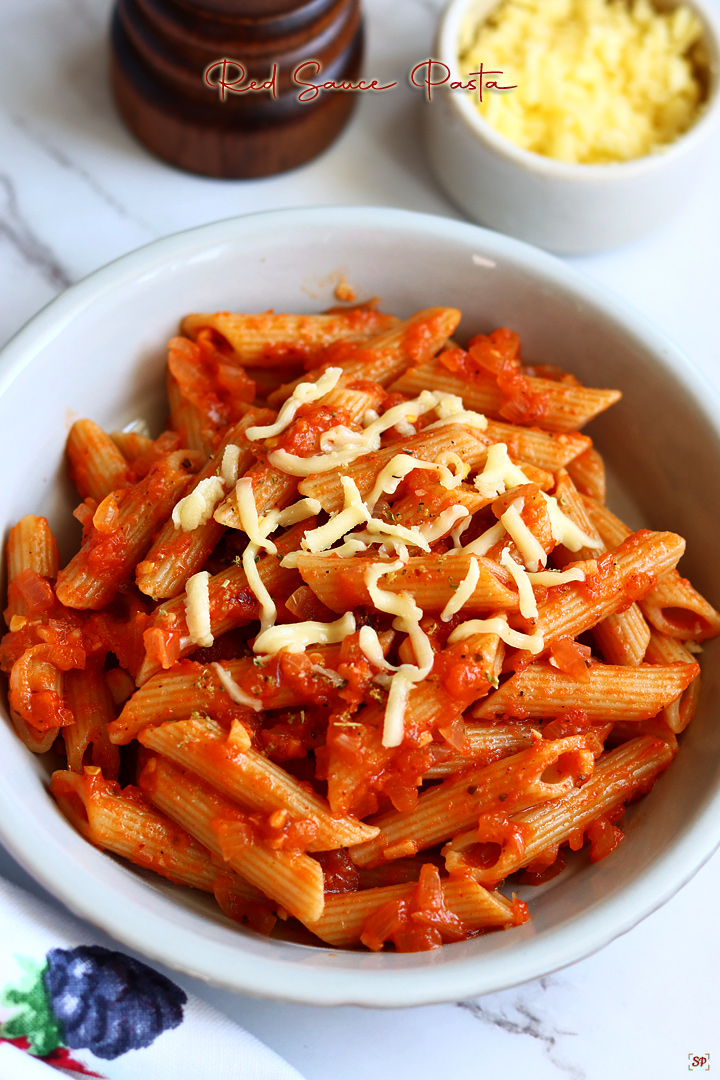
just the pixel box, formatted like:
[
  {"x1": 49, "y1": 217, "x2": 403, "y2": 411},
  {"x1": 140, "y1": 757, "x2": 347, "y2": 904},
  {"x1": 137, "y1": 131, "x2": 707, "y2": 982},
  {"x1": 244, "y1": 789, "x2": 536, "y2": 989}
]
[{"x1": 1, "y1": 944, "x2": 187, "y2": 1069}]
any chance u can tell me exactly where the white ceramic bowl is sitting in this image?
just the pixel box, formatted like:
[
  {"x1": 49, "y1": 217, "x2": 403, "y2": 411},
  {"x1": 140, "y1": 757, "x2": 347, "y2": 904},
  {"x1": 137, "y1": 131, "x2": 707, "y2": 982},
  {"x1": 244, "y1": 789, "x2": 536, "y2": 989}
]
[
  {"x1": 425, "y1": 0, "x2": 720, "y2": 254},
  {"x1": 1, "y1": 207, "x2": 720, "y2": 1006}
]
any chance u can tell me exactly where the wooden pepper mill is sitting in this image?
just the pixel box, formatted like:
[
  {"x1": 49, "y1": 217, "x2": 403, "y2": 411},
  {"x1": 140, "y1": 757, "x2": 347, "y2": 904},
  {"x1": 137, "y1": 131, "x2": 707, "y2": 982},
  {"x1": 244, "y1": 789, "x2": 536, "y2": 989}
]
[{"x1": 110, "y1": 0, "x2": 364, "y2": 178}]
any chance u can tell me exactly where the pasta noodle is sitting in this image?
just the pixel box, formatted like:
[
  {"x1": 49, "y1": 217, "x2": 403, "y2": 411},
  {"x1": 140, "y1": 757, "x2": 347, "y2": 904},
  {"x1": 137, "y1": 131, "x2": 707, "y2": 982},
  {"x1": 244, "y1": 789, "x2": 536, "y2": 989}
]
[{"x1": 3, "y1": 302, "x2": 717, "y2": 954}]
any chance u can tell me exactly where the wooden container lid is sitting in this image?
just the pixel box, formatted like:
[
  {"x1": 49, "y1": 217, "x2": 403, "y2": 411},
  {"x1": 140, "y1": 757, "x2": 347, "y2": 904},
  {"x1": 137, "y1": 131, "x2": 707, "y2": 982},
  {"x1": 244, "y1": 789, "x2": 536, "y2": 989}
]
[{"x1": 110, "y1": 0, "x2": 364, "y2": 178}]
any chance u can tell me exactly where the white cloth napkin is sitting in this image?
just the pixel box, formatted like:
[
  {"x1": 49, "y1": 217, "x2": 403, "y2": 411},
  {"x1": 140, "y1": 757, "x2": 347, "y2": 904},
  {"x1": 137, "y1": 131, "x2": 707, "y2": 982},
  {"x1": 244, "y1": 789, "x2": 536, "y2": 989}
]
[{"x1": 0, "y1": 876, "x2": 307, "y2": 1080}]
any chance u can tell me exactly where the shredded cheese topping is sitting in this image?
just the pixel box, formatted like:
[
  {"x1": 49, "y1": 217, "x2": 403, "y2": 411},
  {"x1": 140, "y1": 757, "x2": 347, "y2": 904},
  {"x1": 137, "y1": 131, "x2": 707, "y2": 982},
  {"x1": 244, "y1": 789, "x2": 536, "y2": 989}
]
[
  {"x1": 185, "y1": 571, "x2": 213, "y2": 648},
  {"x1": 302, "y1": 477, "x2": 369, "y2": 553},
  {"x1": 527, "y1": 566, "x2": 587, "y2": 586},
  {"x1": 449, "y1": 616, "x2": 544, "y2": 655},
  {"x1": 464, "y1": 519, "x2": 506, "y2": 555},
  {"x1": 419, "y1": 505, "x2": 470, "y2": 545},
  {"x1": 364, "y1": 561, "x2": 435, "y2": 747},
  {"x1": 222, "y1": 372, "x2": 598, "y2": 748},
  {"x1": 427, "y1": 393, "x2": 488, "y2": 431},
  {"x1": 244, "y1": 367, "x2": 342, "y2": 441},
  {"x1": 220, "y1": 444, "x2": 241, "y2": 487},
  {"x1": 253, "y1": 612, "x2": 356, "y2": 656},
  {"x1": 500, "y1": 501, "x2": 547, "y2": 572},
  {"x1": 267, "y1": 389, "x2": 487, "y2": 476},
  {"x1": 172, "y1": 477, "x2": 225, "y2": 532},
  {"x1": 243, "y1": 543, "x2": 276, "y2": 634},
  {"x1": 474, "y1": 443, "x2": 531, "y2": 499},
  {"x1": 212, "y1": 662, "x2": 263, "y2": 712},
  {"x1": 441, "y1": 557, "x2": 481, "y2": 622},
  {"x1": 235, "y1": 477, "x2": 278, "y2": 554},
  {"x1": 541, "y1": 492, "x2": 603, "y2": 551},
  {"x1": 358, "y1": 626, "x2": 396, "y2": 671},
  {"x1": 501, "y1": 548, "x2": 538, "y2": 620}
]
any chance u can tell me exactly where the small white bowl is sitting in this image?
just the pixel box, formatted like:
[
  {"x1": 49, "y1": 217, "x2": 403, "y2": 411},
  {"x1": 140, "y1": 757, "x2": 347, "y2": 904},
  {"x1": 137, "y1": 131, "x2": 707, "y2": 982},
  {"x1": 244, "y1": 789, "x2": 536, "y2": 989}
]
[
  {"x1": 1, "y1": 207, "x2": 720, "y2": 1005},
  {"x1": 425, "y1": 0, "x2": 720, "y2": 254}
]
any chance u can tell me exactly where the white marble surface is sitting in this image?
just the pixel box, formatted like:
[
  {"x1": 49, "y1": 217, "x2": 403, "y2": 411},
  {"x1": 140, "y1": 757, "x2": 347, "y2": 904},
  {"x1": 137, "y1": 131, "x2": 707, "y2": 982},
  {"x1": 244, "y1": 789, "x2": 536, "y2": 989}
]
[{"x1": 1, "y1": 0, "x2": 720, "y2": 1076}]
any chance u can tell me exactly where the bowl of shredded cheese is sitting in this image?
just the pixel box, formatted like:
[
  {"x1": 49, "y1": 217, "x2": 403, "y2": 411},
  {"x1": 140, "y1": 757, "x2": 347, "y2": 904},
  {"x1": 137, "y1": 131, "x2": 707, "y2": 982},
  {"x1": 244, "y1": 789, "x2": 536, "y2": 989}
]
[{"x1": 426, "y1": 0, "x2": 720, "y2": 252}]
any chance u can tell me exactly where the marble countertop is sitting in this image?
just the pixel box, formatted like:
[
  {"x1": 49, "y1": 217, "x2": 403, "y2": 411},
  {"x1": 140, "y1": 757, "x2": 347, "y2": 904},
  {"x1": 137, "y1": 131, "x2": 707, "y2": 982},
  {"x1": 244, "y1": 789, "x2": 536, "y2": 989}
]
[{"x1": 1, "y1": 0, "x2": 719, "y2": 1076}]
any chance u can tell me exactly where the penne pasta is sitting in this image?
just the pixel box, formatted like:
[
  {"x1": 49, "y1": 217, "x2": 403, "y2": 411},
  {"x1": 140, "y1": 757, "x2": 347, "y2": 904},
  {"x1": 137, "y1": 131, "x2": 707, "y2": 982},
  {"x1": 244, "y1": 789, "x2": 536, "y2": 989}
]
[
  {"x1": 349, "y1": 736, "x2": 596, "y2": 867},
  {"x1": 551, "y1": 471, "x2": 650, "y2": 664},
  {"x1": 66, "y1": 419, "x2": 134, "y2": 503},
  {"x1": 139, "y1": 755, "x2": 325, "y2": 923},
  {"x1": 296, "y1": 551, "x2": 519, "y2": 615},
  {"x1": 56, "y1": 451, "x2": 202, "y2": 610},
  {"x1": 390, "y1": 355, "x2": 622, "y2": 433},
  {"x1": 518, "y1": 530, "x2": 686, "y2": 651},
  {"x1": 63, "y1": 664, "x2": 121, "y2": 780},
  {"x1": 6, "y1": 515, "x2": 60, "y2": 584},
  {"x1": 267, "y1": 307, "x2": 461, "y2": 406},
  {"x1": 424, "y1": 721, "x2": 540, "y2": 778},
  {"x1": 181, "y1": 309, "x2": 400, "y2": 366},
  {"x1": 139, "y1": 714, "x2": 379, "y2": 849},
  {"x1": 443, "y1": 736, "x2": 674, "y2": 887},
  {"x1": 305, "y1": 874, "x2": 527, "y2": 947},
  {"x1": 472, "y1": 660, "x2": 699, "y2": 721},
  {"x1": 565, "y1": 445, "x2": 606, "y2": 502}
]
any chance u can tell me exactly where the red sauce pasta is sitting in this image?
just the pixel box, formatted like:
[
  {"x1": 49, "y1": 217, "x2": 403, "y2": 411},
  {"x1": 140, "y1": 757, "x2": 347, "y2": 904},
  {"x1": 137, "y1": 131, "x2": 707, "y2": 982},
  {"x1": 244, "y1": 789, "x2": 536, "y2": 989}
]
[{"x1": 3, "y1": 304, "x2": 718, "y2": 952}]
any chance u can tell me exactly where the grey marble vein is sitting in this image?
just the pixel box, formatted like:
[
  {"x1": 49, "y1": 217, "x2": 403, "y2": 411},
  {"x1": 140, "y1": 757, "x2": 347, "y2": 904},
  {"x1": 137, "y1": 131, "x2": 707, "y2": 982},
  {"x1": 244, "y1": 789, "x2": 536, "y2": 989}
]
[
  {"x1": 11, "y1": 115, "x2": 156, "y2": 237},
  {"x1": 457, "y1": 998, "x2": 586, "y2": 1079},
  {"x1": 0, "y1": 173, "x2": 73, "y2": 291}
]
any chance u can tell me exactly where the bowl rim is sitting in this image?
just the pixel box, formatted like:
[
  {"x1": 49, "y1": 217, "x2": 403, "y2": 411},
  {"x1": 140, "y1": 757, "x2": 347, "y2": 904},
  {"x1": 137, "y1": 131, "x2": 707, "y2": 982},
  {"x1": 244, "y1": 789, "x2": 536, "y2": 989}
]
[
  {"x1": 2, "y1": 205, "x2": 720, "y2": 1006},
  {"x1": 435, "y1": 0, "x2": 720, "y2": 180}
]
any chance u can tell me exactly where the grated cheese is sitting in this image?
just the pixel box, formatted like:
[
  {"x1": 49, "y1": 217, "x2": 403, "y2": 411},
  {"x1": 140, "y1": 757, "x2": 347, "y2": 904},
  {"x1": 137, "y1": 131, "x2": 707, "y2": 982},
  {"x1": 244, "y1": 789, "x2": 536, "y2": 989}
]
[
  {"x1": 365, "y1": 516, "x2": 430, "y2": 553},
  {"x1": 244, "y1": 366, "x2": 342, "y2": 441},
  {"x1": 527, "y1": 566, "x2": 587, "y2": 586},
  {"x1": 268, "y1": 389, "x2": 482, "y2": 477},
  {"x1": 463, "y1": 519, "x2": 506, "y2": 555},
  {"x1": 273, "y1": 497, "x2": 322, "y2": 527},
  {"x1": 448, "y1": 615, "x2": 544, "y2": 655},
  {"x1": 301, "y1": 477, "x2": 369, "y2": 553},
  {"x1": 459, "y1": 0, "x2": 705, "y2": 165},
  {"x1": 212, "y1": 662, "x2": 263, "y2": 712},
  {"x1": 451, "y1": 514, "x2": 473, "y2": 548},
  {"x1": 500, "y1": 501, "x2": 547, "y2": 571},
  {"x1": 220, "y1": 445, "x2": 241, "y2": 488},
  {"x1": 382, "y1": 670, "x2": 415, "y2": 748},
  {"x1": 243, "y1": 542, "x2": 277, "y2": 634},
  {"x1": 435, "y1": 450, "x2": 471, "y2": 482},
  {"x1": 365, "y1": 453, "x2": 464, "y2": 510},
  {"x1": 474, "y1": 443, "x2": 531, "y2": 499},
  {"x1": 419, "y1": 504, "x2": 470, "y2": 545},
  {"x1": 253, "y1": 612, "x2": 356, "y2": 656},
  {"x1": 185, "y1": 571, "x2": 213, "y2": 648},
  {"x1": 440, "y1": 556, "x2": 481, "y2": 622},
  {"x1": 364, "y1": 560, "x2": 435, "y2": 746},
  {"x1": 358, "y1": 625, "x2": 397, "y2": 671},
  {"x1": 501, "y1": 548, "x2": 538, "y2": 620},
  {"x1": 426, "y1": 393, "x2": 488, "y2": 431},
  {"x1": 234, "y1": 477, "x2": 278, "y2": 554},
  {"x1": 541, "y1": 492, "x2": 603, "y2": 552},
  {"x1": 172, "y1": 476, "x2": 225, "y2": 532}
]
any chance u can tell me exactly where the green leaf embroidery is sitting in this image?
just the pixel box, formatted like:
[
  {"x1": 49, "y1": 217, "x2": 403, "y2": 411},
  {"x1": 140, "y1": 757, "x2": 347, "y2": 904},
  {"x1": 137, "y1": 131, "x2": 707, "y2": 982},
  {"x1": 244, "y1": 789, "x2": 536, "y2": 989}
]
[{"x1": 0, "y1": 956, "x2": 64, "y2": 1057}]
